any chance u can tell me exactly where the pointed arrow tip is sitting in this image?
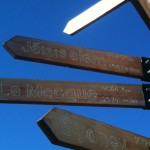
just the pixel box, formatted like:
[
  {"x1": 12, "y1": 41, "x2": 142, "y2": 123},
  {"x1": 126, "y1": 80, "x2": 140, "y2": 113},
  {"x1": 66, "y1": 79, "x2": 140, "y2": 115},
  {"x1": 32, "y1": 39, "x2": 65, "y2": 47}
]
[
  {"x1": 63, "y1": 23, "x2": 82, "y2": 36},
  {"x1": 63, "y1": 23, "x2": 74, "y2": 35},
  {"x1": 3, "y1": 37, "x2": 19, "y2": 58}
]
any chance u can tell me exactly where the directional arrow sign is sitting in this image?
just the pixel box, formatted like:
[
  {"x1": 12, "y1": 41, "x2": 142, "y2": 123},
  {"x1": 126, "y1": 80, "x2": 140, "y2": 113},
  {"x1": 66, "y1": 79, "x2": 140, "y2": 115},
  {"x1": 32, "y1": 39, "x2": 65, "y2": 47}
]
[
  {"x1": 63, "y1": 0, "x2": 150, "y2": 35},
  {"x1": 0, "y1": 78, "x2": 150, "y2": 109},
  {"x1": 63, "y1": 0, "x2": 127, "y2": 35},
  {"x1": 3, "y1": 36, "x2": 150, "y2": 81},
  {"x1": 38, "y1": 107, "x2": 150, "y2": 150}
]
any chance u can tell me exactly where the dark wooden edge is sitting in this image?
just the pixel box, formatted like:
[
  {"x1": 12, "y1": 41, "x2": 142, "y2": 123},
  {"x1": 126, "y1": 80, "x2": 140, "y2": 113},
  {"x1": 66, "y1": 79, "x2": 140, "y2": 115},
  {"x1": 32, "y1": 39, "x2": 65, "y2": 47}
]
[
  {"x1": 141, "y1": 57, "x2": 150, "y2": 82},
  {"x1": 142, "y1": 84, "x2": 150, "y2": 109},
  {"x1": 0, "y1": 101, "x2": 146, "y2": 108},
  {"x1": 37, "y1": 115, "x2": 88, "y2": 150},
  {"x1": 37, "y1": 118, "x2": 58, "y2": 144},
  {"x1": 3, "y1": 40, "x2": 18, "y2": 59},
  {"x1": 130, "y1": 0, "x2": 150, "y2": 29}
]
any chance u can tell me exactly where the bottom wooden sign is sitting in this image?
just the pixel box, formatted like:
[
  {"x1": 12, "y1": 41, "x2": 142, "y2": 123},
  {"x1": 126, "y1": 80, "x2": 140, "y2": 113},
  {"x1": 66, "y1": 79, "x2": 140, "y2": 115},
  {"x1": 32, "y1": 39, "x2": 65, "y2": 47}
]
[{"x1": 38, "y1": 108, "x2": 150, "y2": 150}]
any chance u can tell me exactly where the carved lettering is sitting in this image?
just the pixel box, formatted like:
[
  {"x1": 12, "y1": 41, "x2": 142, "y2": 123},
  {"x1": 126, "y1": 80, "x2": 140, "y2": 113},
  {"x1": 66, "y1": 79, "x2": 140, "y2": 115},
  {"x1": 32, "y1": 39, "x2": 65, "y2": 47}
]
[
  {"x1": 100, "y1": 86, "x2": 119, "y2": 92},
  {"x1": 87, "y1": 130, "x2": 127, "y2": 150},
  {"x1": 65, "y1": 89, "x2": 77, "y2": 101},
  {"x1": 27, "y1": 84, "x2": 42, "y2": 97},
  {"x1": 109, "y1": 136, "x2": 126, "y2": 150},
  {"x1": 87, "y1": 90, "x2": 97, "y2": 100},
  {"x1": 121, "y1": 87, "x2": 131, "y2": 93},
  {"x1": 10, "y1": 86, "x2": 20, "y2": 96},
  {"x1": 60, "y1": 117, "x2": 126, "y2": 150},
  {"x1": 0, "y1": 83, "x2": 21, "y2": 96},
  {"x1": 77, "y1": 49, "x2": 106, "y2": 66},
  {"x1": 60, "y1": 116, "x2": 73, "y2": 137},
  {"x1": 108, "y1": 64, "x2": 140, "y2": 73},
  {"x1": 76, "y1": 89, "x2": 87, "y2": 99},
  {"x1": 102, "y1": 97, "x2": 119, "y2": 104},
  {"x1": 78, "y1": 127, "x2": 85, "y2": 144},
  {"x1": 21, "y1": 41, "x2": 32, "y2": 52},
  {"x1": 42, "y1": 47, "x2": 50, "y2": 56},
  {"x1": 86, "y1": 129, "x2": 126, "y2": 149},
  {"x1": 69, "y1": 51, "x2": 78, "y2": 61},
  {"x1": 54, "y1": 88, "x2": 64, "y2": 98},
  {"x1": 58, "y1": 49, "x2": 68, "y2": 59},
  {"x1": 0, "y1": 83, "x2": 9, "y2": 96},
  {"x1": 32, "y1": 43, "x2": 41, "y2": 54},
  {"x1": 43, "y1": 88, "x2": 53, "y2": 98},
  {"x1": 123, "y1": 99, "x2": 138, "y2": 104},
  {"x1": 87, "y1": 128, "x2": 97, "y2": 144},
  {"x1": 26, "y1": 84, "x2": 97, "y2": 102},
  {"x1": 59, "y1": 115, "x2": 127, "y2": 149},
  {"x1": 109, "y1": 54, "x2": 135, "y2": 62},
  {"x1": 100, "y1": 86, "x2": 133, "y2": 95},
  {"x1": 83, "y1": 54, "x2": 92, "y2": 63},
  {"x1": 135, "y1": 136, "x2": 150, "y2": 148},
  {"x1": 21, "y1": 41, "x2": 140, "y2": 74}
]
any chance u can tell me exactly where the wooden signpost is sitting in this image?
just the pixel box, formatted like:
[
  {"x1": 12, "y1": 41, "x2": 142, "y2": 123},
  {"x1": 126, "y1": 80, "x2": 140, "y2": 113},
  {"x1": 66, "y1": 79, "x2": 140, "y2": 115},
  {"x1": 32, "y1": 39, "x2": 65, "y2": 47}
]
[
  {"x1": 134, "y1": 0, "x2": 150, "y2": 18},
  {"x1": 63, "y1": 0, "x2": 150, "y2": 35},
  {"x1": 0, "y1": 78, "x2": 150, "y2": 109},
  {"x1": 1, "y1": 1, "x2": 149, "y2": 149},
  {"x1": 3, "y1": 36, "x2": 150, "y2": 81},
  {"x1": 38, "y1": 107, "x2": 150, "y2": 150}
]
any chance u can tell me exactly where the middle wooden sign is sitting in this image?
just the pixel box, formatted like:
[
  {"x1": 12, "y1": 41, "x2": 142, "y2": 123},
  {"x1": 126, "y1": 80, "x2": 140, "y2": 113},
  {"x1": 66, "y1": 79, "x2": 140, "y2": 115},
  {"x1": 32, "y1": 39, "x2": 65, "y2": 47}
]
[{"x1": 0, "y1": 78, "x2": 149, "y2": 109}]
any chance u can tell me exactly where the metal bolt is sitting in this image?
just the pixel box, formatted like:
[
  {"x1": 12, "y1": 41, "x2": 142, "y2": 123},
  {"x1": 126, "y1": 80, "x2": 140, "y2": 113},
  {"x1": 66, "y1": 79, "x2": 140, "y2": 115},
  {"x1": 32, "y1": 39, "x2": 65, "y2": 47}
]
[
  {"x1": 147, "y1": 70, "x2": 150, "y2": 74},
  {"x1": 145, "y1": 59, "x2": 150, "y2": 64},
  {"x1": 146, "y1": 87, "x2": 150, "y2": 91}
]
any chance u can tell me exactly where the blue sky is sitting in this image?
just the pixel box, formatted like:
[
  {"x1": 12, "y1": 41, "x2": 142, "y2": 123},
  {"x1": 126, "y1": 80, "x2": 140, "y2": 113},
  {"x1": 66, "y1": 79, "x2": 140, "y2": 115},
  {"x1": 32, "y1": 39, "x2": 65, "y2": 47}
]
[{"x1": 0, "y1": 0, "x2": 150, "y2": 149}]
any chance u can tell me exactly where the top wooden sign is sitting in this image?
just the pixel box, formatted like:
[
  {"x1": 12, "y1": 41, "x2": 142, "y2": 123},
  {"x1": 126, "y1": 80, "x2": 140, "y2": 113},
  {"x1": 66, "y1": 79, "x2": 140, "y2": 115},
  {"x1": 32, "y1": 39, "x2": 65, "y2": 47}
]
[
  {"x1": 3, "y1": 36, "x2": 150, "y2": 82},
  {"x1": 64, "y1": 0, "x2": 150, "y2": 35}
]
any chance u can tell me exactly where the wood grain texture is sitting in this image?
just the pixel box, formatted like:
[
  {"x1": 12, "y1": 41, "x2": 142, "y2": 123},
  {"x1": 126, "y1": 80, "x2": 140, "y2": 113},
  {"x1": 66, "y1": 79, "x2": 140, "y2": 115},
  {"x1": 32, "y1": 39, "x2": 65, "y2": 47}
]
[
  {"x1": 0, "y1": 78, "x2": 146, "y2": 108},
  {"x1": 38, "y1": 107, "x2": 150, "y2": 150},
  {"x1": 4, "y1": 36, "x2": 144, "y2": 80}
]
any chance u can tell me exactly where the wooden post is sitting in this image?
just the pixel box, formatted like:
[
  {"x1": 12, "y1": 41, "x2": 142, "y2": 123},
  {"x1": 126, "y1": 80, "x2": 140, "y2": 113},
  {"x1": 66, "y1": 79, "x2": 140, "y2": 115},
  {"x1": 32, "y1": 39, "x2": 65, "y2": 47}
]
[
  {"x1": 139, "y1": 0, "x2": 150, "y2": 18},
  {"x1": 131, "y1": 0, "x2": 150, "y2": 29}
]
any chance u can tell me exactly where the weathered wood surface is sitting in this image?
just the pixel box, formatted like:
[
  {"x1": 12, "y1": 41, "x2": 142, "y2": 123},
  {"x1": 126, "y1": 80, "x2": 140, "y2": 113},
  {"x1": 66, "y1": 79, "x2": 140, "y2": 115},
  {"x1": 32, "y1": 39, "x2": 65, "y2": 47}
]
[
  {"x1": 0, "y1": 78, "x2": 147, "y2": 108},
  {"x1": 38, "y1": 107, "x2": 150, "y2": 150},
  {"x1": 131, "y1": 0, "x2": 150, "y2": 29},
  {"x1": 4, "y1": 36, "x2": 145, "y2": 80}
]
